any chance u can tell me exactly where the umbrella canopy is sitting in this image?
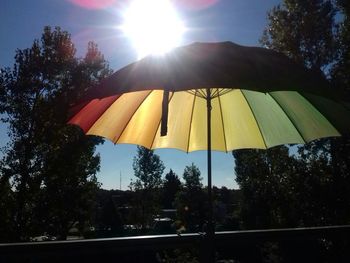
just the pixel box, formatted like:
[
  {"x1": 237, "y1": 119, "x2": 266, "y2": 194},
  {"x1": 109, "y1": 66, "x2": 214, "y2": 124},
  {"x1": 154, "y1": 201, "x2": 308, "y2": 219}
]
[
  {"x1": 69, "y1": 42, "x2": 350, "y2": 152},
  {"x1": 69, "y1": 88, "x2": 349, "y2": 152}
]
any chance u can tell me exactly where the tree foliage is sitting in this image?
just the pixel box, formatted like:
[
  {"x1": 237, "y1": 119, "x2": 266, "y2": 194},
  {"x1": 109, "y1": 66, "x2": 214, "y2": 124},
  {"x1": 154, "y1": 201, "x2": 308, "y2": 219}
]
[
  {"x1": 130, "y1": 146, "x2": 165, "y2": 228},
  {"x1": 175, "y1": 163, "x2": 206, "y2": 232},
  {"x1": 162, "y1": 169, "x2": 182, "y2": 208},
  {"x1": 234, "y1": 146, "x2": 301, "y2": 229},
  {"x1": 0, "y1": 26, "x2": 111, "y2": 241},
  {"x1": 233, "y1": 0, "x2": 350, "y2": 260},
  {"x1": 183, "y1": 163, "x2": 203, "y2": 190},
  {"x1": 238, "y1": 0, "x2": 350, "y2": 229},
  {"x1": 131, "y1": 146, "x2": 165, "y2": 190},
  {"x1": 260, "y1": 0, "x2": 337, "y2": 70},
  {"x1": 332, "y1": 0, "x2": 350, "y2": 98}
]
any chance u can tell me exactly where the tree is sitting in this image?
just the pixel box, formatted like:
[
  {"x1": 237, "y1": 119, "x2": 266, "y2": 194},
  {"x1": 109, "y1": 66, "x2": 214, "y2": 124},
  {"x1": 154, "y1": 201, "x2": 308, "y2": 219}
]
[
  {"x1": 234, "y1": 1, "x2": 350, "y2": 261},
  {"x1": 232, "y1": 145, "x2": 344, "y2": 261},
  {"x1": 0, "y1": 159, "x2": 16, "y2": 242},
  {"x1": 175, "y1": 163, "x2": 206, "y2": 232},
  {"x1": 130, "y1": 146, "x2": 165, "y2": 228},
  {"x1": 260, "y1": 0, "x2": 337, "y2": 70},
  {"x1": 332, "y1": 0, "x2": 350, "y2": 98},
  {"x1": 0, "y1": 26, "x2": 110, "y2": 240},
  {"x1": 327, "y1": 2, "x2": 350, "y2": 225},
  {"x1": 162, "y1": 169, "x2": 182, "y2": 208},
  {"x1": 183, "y1": 163, "x2": 203, "y2": 190},
  {"x1": 260, "y1": 0, "x2": 350, "y2": 227},
  {"x1": 233, "y1": 146, "x2": 300, "y2": 229},
  {"x1": 131, "y1": 146, "x2": 165, "y2": 190}
]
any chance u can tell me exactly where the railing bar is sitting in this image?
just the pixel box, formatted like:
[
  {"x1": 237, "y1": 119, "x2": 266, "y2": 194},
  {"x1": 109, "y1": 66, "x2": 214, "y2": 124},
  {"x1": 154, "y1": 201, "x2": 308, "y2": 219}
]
[{"x1": 1, "y1": 225, "x2": 350, "y2": 261}]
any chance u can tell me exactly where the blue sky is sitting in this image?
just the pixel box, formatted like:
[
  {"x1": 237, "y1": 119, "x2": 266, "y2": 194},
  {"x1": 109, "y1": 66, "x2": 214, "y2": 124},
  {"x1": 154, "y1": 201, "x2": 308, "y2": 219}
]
[{"x1": 1, "y1": 0, "x2": 281, "y2": 190}]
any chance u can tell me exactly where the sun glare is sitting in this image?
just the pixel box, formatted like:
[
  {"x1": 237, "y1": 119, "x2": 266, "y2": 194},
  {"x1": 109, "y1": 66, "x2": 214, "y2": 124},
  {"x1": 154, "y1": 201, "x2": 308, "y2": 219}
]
[{"x1": 121, "y1": 0, "x2": 186, "y2": 58}]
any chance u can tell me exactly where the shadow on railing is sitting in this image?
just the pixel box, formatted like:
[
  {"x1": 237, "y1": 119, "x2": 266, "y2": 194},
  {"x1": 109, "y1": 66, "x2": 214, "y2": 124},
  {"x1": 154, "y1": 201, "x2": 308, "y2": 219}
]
[{"x1": 1, "y1": 225, "x2": 350, "y2": 262}]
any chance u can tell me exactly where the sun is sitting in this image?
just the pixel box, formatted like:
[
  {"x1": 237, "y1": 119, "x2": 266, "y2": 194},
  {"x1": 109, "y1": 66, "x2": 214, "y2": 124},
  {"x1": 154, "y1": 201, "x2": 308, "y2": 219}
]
[{"x1": 121, "y1": 0, "x2": 186, "y2": 58}]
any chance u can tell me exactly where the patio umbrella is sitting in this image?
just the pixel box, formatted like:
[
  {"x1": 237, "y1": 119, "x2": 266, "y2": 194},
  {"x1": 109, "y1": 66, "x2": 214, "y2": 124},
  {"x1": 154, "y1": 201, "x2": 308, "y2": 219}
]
[{"x1": 68, "y1": 41, "x2": 350, "y2": 241}]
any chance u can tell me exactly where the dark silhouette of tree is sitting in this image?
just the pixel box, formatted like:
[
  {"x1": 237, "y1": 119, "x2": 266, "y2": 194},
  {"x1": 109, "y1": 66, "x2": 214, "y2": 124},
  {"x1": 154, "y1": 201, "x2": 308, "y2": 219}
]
[
  {"x1": 0, "y1": 159, "x2": 16, "y2": 242},
  {"x1": 162, "y1": 169, "x2": 182, "y2": 208},
  {"x1": 175, "y1": 163, "x2": 206, "y2": 232},
  {"x1": 130, "y1": 146, "x2": 165, "y2": 228},
  {"x1": 132, "y1": 146, "x2": 165, "y2": 190},
  {"x1": 183, "y1": 163, "x2": 203, "y2": 190},
  {"x1": 260, "y1": 0, "x2": 337, "y2": 70},
  {"x1": 232, "y1": 0, "x2": 350, "y2": 261},
  {"x1": 211, "y1": 186, "x2": 241, "y2": 231},
  {"x1": 332, "y1": 1, "x2": 350, "y2": 98},
  {"x1": 260, "y1": 0, "x2": 350, "y2": 227},
  {"x1": 98, "y1": 197, "x2": 123, "y2": 236},
  {"x1": 327, "y1": 2, "x2": 350, "y2": 225},
  {"x1": 234, "y1": 146, "x2": 300, "y2": 229},
  {"x1": 94, "y1": 189, "x2": 134, "y2": 237},
  {"x1": 0, "y1": 26, "x2": 110, "y2": 241}
]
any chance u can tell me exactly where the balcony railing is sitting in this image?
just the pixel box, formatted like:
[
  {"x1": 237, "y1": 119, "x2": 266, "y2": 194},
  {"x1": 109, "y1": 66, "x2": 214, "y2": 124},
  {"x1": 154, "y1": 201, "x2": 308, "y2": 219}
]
[{"x1": 1, "y1": 225, "x2": 350, "y2": 262}]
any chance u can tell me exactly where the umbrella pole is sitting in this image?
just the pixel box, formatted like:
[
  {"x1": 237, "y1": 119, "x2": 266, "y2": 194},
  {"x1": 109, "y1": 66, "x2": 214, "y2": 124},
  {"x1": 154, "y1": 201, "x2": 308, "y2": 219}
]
[{"x1": 206, "y1": 88, "x2": 215, "y2": 261}]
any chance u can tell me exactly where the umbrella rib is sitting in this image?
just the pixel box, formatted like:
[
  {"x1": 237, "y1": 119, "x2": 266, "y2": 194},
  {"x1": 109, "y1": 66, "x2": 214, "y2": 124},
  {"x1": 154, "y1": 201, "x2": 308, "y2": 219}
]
[
  {"x1": 197, "y1": 89, "x2": 207, "y2": 99},
  {"x1": 112, "y1": 90, "x2": 153, "y2": 144},
  {"x1": 268, "y1": 92, "x2": 307, "y2": 144},
  {"x1": 150, "y1": 91, "x2": 175, "y2": 149},
  {"x1": 217, "y1": 90, "x2": 228, "y2": 153},
  {"x1": 239, "y1": 89, "x2": 268, "y2": 149},
  {"x1": 186, "y1": 90, "x2": 198, "y2": 153},
  {"x1": 212, "y1": 89, "x2": 218, "y2": 98}
]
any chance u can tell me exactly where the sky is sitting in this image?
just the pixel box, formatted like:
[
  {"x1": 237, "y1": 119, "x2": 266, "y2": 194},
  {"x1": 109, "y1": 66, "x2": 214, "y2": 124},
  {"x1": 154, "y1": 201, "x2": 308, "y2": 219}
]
[{"x1": 0, "y1": 0, "x2": 281, "y2": 190}]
